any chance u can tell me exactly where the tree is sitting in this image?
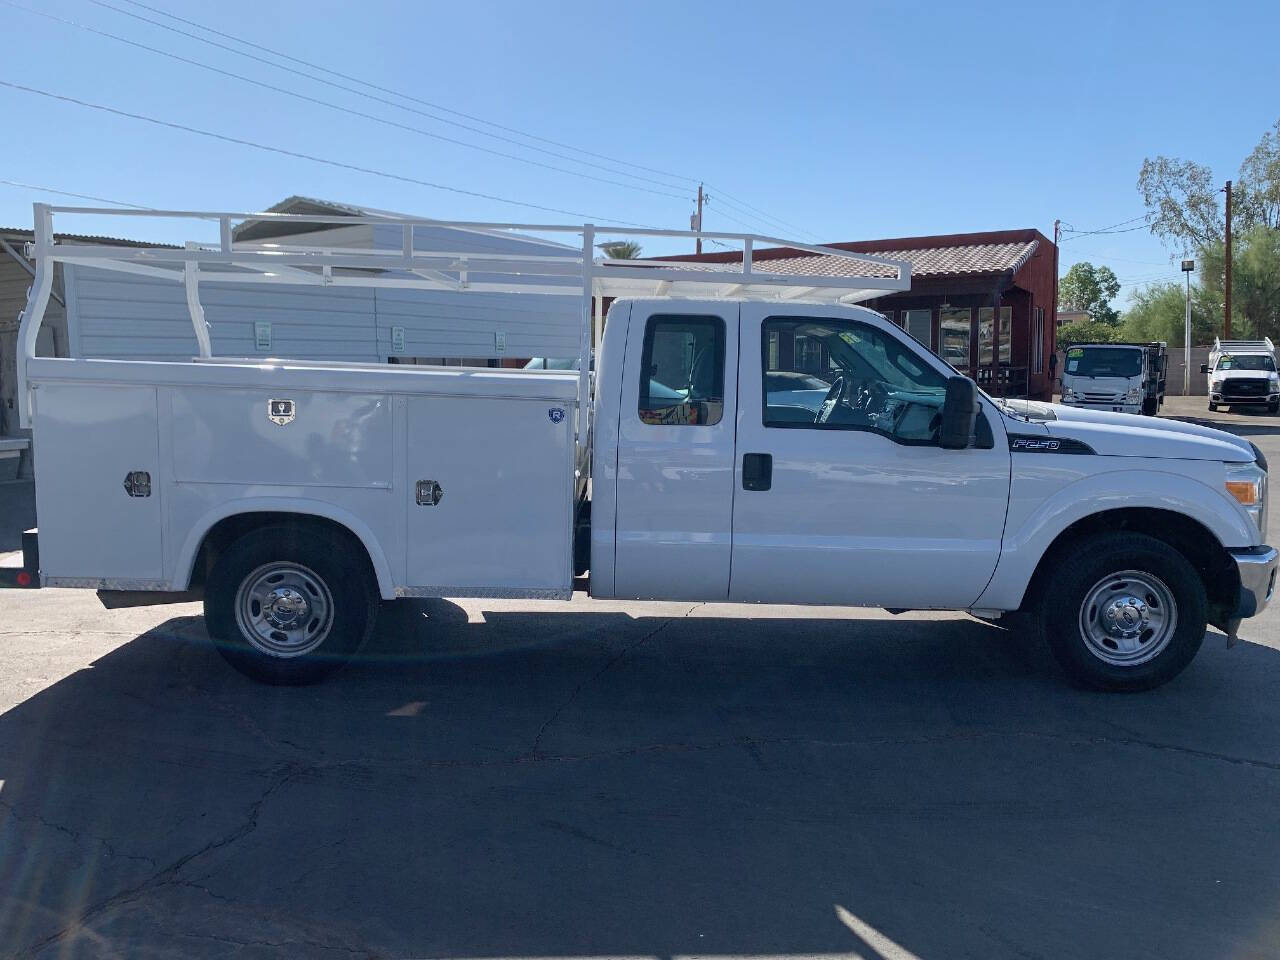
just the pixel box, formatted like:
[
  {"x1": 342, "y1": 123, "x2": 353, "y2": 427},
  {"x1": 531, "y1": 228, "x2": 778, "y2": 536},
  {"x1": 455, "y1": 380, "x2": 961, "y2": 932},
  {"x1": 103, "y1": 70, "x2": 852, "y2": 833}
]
[
  {"x1": 1236, "y1": 119, "x2": 1280, "y2": 232},
  {"x1": 1058, "y1": 261, "x2": 1121, "y2": 325},
  {"x1": 1198, "y1": 226, "x2": 1280, "y2": 341},
  {"x1": 1056, "y1": 318, "x2": 1125, "y2": 350},
  {"x1": 1136, "y1": 156, "x2": 1222, "y2": 252},
  {"x1": 1120, "y1": 281, "x2": 1216, "y2": 347},
  {"x1": 599, "y1": 241, "x2": 642, "y2": 259}
]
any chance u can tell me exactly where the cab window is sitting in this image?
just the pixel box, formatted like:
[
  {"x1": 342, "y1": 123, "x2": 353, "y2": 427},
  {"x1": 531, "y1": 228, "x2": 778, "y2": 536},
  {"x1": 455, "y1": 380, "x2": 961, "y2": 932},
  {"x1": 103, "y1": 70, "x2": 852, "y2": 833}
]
[
  {"x1": 762, "y1": 316, "x2": 947, "y2": 443},
  {"x1": 638, "y1": 315, "x2": 725, "y2": 426}
]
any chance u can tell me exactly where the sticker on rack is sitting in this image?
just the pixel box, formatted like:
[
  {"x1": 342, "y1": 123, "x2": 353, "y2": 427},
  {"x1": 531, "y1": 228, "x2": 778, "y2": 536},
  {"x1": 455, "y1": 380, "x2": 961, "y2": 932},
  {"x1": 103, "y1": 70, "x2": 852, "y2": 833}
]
[{"x1": 548, "y1": 407, "x2": 566, "y2": 424}]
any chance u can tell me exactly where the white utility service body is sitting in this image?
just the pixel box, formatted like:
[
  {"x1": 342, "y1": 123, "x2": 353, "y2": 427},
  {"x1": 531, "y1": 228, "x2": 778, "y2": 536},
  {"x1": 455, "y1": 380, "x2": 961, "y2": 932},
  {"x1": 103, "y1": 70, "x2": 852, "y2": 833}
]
[{"x1": 7, "y1": 204, "x2": 1278, "y2": 691}]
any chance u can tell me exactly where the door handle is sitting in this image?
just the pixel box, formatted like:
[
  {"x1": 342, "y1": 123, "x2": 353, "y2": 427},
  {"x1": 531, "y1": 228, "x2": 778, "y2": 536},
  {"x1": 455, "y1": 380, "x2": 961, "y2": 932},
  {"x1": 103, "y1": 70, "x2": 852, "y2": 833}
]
[{"x1": 742, "y1": 453, "x2": 772, "y2": 491}]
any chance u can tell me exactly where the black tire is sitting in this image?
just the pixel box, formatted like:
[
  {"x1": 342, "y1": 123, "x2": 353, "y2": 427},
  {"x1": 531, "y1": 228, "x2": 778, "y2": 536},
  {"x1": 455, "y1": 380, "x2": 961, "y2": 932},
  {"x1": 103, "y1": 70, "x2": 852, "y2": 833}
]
[
  {"x1": 205, "y1": 525, "x2": 378, "y2": 684},
  {"x1": 1269, "y1": 402, "x2": 1279, "y2": 415},
  {"x1": 1141, "y1": 397, "x2": 1157, "y2": 416},
  {"x1": 1036, "y1": 532, "x2": 1207, "y2": 691},
  {"x1": 1208, "y1": 402, "x2": 1218, "y2": 412}
]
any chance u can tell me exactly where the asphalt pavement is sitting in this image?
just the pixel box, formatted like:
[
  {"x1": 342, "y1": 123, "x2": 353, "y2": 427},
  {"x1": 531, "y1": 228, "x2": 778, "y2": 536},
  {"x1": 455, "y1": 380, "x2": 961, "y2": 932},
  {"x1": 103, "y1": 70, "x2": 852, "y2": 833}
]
[{"x1": 2, "y1": 395, "x2": 1280, "y2": 959}]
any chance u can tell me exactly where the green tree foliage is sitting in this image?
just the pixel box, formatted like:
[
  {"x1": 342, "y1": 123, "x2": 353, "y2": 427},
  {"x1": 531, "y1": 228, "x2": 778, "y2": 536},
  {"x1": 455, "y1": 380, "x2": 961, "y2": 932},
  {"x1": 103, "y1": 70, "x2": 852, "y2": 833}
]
[
  {"x1": 599, "y1": 240, "x2": 642, "y2": 259},
  {"x1": 1120, "y1": 281, "x2": 1216, "y2": 347},
  {"x1": 1058, "y1": 262, "x2": 1121, "y2": 325},
  {"x1": 1056, "y1": 318, "x2": 1125, "y2": 351},
  {"x1": 1137, "y1": 156, "x2": 1221, "y2": 252},
  {"x1": 1237, "y1": 119, "x2": 1280, "y2": 232},
  {"x1": 1198, "y1": 227, "x2": 1280, "y2": 341}
]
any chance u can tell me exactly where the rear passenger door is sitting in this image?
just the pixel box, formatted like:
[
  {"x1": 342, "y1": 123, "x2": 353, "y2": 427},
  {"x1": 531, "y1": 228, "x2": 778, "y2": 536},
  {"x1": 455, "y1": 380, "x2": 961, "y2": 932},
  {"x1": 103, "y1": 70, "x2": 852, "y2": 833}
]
[{"x1": 612, "y1": 305, "x2": 738, "y2": 600}]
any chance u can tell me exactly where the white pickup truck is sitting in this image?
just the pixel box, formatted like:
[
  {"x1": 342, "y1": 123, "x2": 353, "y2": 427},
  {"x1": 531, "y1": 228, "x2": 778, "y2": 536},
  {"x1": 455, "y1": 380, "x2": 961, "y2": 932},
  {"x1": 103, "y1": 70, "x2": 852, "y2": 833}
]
[{"x1": 4, "y1": 205, "x2": 1276, "y2": 692}]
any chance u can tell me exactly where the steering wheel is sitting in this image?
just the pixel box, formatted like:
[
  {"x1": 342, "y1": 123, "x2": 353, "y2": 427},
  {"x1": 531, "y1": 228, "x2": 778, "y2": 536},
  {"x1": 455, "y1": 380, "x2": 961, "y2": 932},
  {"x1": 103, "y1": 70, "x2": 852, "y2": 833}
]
[{"x1": 816, "y1": 376, "x2": 846, "y2": 425}]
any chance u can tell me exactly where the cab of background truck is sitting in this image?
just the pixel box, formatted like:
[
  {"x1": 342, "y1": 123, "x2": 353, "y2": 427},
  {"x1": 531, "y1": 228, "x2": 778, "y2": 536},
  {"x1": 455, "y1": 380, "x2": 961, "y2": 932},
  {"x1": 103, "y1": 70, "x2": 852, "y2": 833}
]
[
  {"x1": 1059, "y1": 343, "x2": 1148, "y2": 414},
  {"x1": 1202, "y1": 340, "x2": 1280, "y2": 410}
]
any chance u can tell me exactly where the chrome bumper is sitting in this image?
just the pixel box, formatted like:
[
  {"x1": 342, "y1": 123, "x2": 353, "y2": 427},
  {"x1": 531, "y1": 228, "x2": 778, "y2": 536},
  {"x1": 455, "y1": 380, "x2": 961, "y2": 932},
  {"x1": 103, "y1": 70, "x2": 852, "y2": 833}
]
[{"x1": 1227, "y1": 546, "x2": 1279, "y2": 636}]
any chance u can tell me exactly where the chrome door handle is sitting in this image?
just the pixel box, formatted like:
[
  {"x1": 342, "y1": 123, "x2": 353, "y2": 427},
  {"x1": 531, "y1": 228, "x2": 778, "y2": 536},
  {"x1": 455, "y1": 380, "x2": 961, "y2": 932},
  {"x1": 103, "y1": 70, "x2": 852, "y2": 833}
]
[{"x1": 415, "y1": 479, "x2": 443, "y2": 506}]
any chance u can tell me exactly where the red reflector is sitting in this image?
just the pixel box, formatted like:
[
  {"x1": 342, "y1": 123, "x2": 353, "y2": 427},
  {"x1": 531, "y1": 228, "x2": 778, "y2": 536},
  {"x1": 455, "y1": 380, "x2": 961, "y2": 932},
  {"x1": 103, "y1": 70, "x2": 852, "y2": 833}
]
[{"x1": 16, "y1": 571, "x2": 31, "y2": 587}]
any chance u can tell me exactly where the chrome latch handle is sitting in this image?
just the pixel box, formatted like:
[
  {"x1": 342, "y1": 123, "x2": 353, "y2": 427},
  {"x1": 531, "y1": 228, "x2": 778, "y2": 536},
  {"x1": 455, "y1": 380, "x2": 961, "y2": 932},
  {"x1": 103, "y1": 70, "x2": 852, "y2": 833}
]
[{"x1": 415, "y1": 479, "x2": 443, "y2": 507}]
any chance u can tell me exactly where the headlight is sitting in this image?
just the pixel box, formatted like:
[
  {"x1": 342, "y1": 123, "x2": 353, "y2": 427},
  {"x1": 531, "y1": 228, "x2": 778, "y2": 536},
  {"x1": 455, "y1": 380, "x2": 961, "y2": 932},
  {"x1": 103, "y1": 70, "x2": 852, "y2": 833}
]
[
  {"x1": 1270, "y1": 375, "x2": 1279, "y2": 391},
  {"x1": 1126, "y1": 386, "x2": 1142, "y2": 402},
  {"x1": 1226, "y1": 461, "x2": 1268, "y2": 533},
  {"x1": 1061, "y1": 387, "x2": 1075, "y2": 400},
  {"x1": 1211, "y1": 379, "x2": 1224, "y2": 391}
]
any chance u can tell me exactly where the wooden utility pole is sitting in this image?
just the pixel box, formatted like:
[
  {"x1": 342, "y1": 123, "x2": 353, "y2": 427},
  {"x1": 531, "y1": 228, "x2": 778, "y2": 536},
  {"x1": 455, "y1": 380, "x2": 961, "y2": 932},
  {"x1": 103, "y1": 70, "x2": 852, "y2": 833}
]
[
  {"x1": 1224, "y1": 179, "x2": 1233, "y2": 339},
  {"x1": 695, "y1": 183, "x2": 704, "y2": 255},
  {"x1": 1051, "y1": 217, "x2": 1061, "y2": 357}
]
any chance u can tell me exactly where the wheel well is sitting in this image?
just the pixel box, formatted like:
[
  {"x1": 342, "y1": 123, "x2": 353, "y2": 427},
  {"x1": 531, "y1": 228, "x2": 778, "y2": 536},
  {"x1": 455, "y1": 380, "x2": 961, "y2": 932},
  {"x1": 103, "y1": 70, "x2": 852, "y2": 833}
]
[
  {"x1": 1022, "y1": 508, "x2": 1239, "y2": 619},
  {"x1": 190, "y1": 512, "x2": 377, "y2": 591}
]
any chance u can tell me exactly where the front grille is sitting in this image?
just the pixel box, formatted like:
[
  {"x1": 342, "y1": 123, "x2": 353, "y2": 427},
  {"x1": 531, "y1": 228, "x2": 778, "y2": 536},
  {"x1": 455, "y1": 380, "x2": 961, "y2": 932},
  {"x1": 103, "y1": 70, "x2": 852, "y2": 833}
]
[
  {"x1": 1082, "y1": 393, "x2": 1123, "y2": 403},
  {"x1": 1223, "y1": 381, "x2": 1266, "y2": 396}
]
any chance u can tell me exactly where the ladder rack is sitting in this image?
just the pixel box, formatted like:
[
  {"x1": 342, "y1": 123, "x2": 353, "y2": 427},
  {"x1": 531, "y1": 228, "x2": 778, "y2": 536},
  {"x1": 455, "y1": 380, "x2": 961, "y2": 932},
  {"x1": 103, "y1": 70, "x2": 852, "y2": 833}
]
[{"x1": 16, "y1": 203, "x2": 912, "y2": 437}]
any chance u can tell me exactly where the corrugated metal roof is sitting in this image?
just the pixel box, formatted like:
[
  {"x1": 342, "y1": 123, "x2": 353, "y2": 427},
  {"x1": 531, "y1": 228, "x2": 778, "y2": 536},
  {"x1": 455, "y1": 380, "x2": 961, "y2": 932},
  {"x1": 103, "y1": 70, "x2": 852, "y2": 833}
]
[
  {"x1": 0, "y1": 227, "x2": 172, "y2": 248},
  {"x1": 677, "y1": 239, "x2": 1039, "y2": 281}
]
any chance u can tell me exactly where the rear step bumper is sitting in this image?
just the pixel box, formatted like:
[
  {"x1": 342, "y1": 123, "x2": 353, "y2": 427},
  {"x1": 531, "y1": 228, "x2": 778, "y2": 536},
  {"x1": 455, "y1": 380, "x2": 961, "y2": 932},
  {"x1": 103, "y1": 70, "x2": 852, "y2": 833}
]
[{"x1": 0, "y1": 528, "x2": 39, "y2": 589}]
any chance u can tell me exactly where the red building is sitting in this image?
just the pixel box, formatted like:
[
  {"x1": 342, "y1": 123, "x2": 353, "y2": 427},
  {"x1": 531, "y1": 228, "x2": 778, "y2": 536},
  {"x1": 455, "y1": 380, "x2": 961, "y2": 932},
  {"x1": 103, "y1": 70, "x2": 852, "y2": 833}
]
[{"x1": 661, "y1": 228, "x2": 1058, "y2": 400}]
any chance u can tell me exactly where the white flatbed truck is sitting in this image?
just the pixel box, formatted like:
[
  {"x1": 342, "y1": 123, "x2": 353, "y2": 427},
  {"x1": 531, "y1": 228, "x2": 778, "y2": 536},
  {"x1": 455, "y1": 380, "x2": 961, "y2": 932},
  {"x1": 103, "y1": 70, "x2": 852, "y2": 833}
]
[{"x1": 3, "y1": 204, "x2": 1276, "y2": 691}]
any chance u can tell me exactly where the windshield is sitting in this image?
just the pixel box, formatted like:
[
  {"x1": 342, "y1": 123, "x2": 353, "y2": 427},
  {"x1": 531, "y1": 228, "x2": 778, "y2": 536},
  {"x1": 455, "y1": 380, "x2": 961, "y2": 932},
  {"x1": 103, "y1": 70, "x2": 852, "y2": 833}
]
[
  {"x1": 1217, "y1": 354, "x2": 1276, "y2": 372},
  {"x1": 1064, "y1": 347, "x2": 1141, "y2": 378}
]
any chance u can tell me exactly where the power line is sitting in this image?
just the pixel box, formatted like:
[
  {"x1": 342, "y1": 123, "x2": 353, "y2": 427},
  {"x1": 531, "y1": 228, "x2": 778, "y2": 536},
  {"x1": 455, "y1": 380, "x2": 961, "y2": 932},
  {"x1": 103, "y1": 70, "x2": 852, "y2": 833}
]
[
  {"x1": 107, "y1": 0, "x2": 702, "y2": 192},
  {"x1": 0, "y1": 178, "x2": 150, "y2": 208},
  {"x1": 8, "y1": 1, "x2": 690, "y2": 202},
  {"x1": 85, "y1": 0, "x2": 693, "y2": 197},
  {"x1": 1060, "y1": 214, "x2": 1150, "y2": 241},
  {"x1": 0, "y1": 79, "x2": 661, "y2": 226},
  {"x1": 704, "y1": 184, "x2": 823, "y2": 242},
  {"x1": 90, "y1": 0, "x2": 817, "y2": 241}
]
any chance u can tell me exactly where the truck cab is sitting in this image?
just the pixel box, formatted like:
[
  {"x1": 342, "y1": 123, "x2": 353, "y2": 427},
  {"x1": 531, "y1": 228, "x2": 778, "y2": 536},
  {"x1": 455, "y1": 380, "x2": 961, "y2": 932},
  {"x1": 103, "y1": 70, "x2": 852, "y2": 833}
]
[
  {"x1": 1059, "y1": 341, "x2": 1166, "y2": 415},
  {"x1": 1203, "y1": 339, "x2": 1280, "y2": 413}
]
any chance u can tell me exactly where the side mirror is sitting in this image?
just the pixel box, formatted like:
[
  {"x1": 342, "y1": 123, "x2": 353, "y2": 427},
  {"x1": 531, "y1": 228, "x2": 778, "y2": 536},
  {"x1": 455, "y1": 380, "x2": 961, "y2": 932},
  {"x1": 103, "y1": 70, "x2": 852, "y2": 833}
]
[
  {"x1": 1200, "y1": 363, "x2": 1209, "y2": 374},
  {"x1": 940, "y1": 376, "x2": 978, "y2": 450}
]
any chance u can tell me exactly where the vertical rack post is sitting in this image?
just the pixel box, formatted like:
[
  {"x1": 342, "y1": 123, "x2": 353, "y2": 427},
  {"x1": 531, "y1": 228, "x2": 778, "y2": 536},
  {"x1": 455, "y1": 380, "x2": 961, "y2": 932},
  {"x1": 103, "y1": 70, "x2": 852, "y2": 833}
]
[
  {"x1": 577, "y1": 225, "x2": 595, "y2": 449},
  {"x1": 184, "y1": 241, "x2": 213, "y2": 358},
  {"x1": 16, "y1": 203, "x2": 54, "y2": 429}
]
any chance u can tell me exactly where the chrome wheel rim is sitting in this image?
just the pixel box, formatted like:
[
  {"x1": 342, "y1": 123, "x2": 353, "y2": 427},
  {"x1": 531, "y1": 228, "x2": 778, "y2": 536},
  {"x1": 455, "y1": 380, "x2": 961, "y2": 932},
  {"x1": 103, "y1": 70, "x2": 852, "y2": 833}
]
[
  {"x1": 234, "y1": 561, "x2": 334, "y2": 658},
  {"x1": 1078, "y1": 569, "x2": 1177, "y2": 667}
]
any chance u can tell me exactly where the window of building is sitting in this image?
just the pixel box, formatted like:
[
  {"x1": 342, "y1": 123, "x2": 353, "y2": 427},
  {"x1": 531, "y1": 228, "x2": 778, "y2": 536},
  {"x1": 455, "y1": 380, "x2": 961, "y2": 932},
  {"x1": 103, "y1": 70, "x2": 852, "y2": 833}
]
[
  {"x1": 761, "y1": 316, "x2": 947, "y2": 443},
  {"x1": 998, "y1": 306, "x2": 1012, "y2": 364},
  {"x1": 978, "y1": 308, "x2": 995, "y2": 366},
  {"x1": 903, "y1": 309, "x2": 931, "y2": 347},
  {"x1": 880, "y1": 309, "x2": 898, "y2": 327},
  {"x1": 939, "y1": 307, "x2": 972, "y2": 374},
  {"x1": 638, "y1": 315, "x2": 725, "y2": 426}
]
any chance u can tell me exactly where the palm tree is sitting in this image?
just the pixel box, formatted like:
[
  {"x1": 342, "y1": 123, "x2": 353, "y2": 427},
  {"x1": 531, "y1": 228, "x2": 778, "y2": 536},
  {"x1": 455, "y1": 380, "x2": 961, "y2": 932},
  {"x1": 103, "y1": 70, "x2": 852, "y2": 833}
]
[{"x1": 599, "y1": 240, "x2": 642, "y2": 260}]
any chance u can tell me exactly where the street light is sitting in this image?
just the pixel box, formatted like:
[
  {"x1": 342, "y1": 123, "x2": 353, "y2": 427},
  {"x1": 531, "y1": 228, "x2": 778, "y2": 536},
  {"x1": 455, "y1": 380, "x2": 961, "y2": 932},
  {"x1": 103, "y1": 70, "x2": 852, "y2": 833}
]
[{"x1": 1182, "y1": 259, "x2": 1195, "y2": 395}]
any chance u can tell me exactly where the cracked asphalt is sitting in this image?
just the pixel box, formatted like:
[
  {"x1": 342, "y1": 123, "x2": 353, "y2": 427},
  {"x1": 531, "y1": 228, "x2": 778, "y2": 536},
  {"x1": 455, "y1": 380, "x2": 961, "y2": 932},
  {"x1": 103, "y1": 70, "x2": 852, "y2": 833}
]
[{"x1": 3, "y1": 397, "x2": 1280, "y2": 959}]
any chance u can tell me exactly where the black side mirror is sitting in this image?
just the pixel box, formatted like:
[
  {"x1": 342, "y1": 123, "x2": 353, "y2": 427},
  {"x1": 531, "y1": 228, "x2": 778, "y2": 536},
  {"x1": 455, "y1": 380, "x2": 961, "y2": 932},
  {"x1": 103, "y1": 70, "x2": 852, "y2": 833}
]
[
  {"x1": 1200, "y1": 363, "x2": 1209, "y2": 374},
  {"x1": 940, "y1": 376, "x2": 978, "y2": 450}
]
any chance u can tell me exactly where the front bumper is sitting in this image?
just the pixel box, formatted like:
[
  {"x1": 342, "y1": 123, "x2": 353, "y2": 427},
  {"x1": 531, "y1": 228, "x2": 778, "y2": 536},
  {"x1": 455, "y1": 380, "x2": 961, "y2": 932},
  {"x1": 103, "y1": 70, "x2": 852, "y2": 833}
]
[
  {"x1": 1211, "y1": 389, "x2": 1279, "y2": 405},
  {"x1": 1061, "y1": 398, "x2": 1142, "y2": 415},
  {"x1": 1228, "y1": 545, "x2": 1278, "y2": 627}
]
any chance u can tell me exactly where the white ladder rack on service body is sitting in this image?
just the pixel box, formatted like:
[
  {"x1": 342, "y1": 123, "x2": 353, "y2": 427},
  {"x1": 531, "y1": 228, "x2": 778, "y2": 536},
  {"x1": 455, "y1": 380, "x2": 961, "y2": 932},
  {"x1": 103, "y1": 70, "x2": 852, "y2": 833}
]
[{"x1": 15, "y1": 203, "x2": 913, "y2": 444}]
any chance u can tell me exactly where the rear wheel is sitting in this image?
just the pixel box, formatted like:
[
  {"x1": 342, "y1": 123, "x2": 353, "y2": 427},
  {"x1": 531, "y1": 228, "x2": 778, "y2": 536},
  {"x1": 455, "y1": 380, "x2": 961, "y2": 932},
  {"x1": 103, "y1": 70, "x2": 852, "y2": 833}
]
[
  {"x1": 205, "y1": 525, "x2": 378, "y2": 684},
  {"x1": 1036, "y1": 532, "x2": 1207, "y2": 691}
]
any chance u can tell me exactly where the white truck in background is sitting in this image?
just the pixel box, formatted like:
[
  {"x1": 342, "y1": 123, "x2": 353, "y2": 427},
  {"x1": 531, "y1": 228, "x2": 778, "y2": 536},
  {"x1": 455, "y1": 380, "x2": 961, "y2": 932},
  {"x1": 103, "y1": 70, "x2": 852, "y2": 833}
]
[
  {"x1": 1203, "y1": 339, "x2": 1280, "y2": 413},
  {"x1": 2, "y1": 204, "x2": 1276, "y2": 693},
  {"x1": 1059, "y1": 341, "x2": 1167, "y2": 416}
]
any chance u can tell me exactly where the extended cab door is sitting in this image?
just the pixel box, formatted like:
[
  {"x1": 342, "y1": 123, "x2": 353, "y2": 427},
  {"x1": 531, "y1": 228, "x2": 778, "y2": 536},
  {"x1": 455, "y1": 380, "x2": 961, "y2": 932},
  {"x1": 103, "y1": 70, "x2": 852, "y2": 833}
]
[
  {"x1": 612, "y1": 303, "x2": 738, "y2": 600},
  {"x1": 730, "y1": 304, "x2": 1010, "y2": 609}
]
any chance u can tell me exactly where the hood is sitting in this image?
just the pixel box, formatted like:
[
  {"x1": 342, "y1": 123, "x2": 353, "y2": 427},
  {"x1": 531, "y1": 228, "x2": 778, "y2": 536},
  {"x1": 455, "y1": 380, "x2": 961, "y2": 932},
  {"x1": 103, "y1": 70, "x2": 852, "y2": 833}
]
[{"x1": 1000, "y1": 400, "x2": 1255, "y2": 463}]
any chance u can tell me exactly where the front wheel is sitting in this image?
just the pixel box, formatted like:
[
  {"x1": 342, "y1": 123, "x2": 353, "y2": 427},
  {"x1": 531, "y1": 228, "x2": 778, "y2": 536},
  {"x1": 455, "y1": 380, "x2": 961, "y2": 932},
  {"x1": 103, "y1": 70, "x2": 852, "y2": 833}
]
[
  {"x1": 1268, "y1": 401, "x2": 1279, "y2": 414},
  {"x1": 1208, "y1": 402, "x2": 1219, "y2": 412},
  {"x1": 1036, "y1": 532, "x2": 1206, "y2": 691},
  {"x1": 205, "y1": 525, "x2": 378, "y2": 684}
]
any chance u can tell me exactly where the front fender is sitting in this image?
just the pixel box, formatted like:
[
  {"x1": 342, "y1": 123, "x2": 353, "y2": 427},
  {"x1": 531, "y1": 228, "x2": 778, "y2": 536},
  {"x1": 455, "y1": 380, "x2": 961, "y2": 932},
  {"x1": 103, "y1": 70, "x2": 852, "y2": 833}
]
[
  {"x1": 974, "y1": 464, "x2": 1256, "y2": 611},
  {"x1": 172, "y1": 497, "x2": 398, "y2": 600}
]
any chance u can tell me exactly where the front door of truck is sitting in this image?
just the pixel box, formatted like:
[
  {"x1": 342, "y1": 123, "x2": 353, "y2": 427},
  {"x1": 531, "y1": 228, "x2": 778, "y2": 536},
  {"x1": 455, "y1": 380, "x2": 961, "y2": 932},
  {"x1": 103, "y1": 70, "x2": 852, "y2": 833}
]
[
  {"x1": 730, "y1": 304, "x2": 1010, "y2": 609},
  {"x1": 612, "y1": 304, "x2": 739, "y2": 600}
]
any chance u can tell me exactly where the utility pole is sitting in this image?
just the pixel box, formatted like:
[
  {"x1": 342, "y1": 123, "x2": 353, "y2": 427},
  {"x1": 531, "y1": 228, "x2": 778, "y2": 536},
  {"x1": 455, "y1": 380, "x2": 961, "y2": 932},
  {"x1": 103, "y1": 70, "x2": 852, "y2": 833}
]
[
  {"x1": 1182, "y1": 259, "x2": 1195, "y2": 395},
  {"x1": 1051, "y1": 219, "x2": 1061, "y2": 385},
  {"x1": 1223, "y1": 179, "x2": 1233, "y2": 339},
  {"x1": 694, "y1": 183, "x2": 704, "y2": 255}
]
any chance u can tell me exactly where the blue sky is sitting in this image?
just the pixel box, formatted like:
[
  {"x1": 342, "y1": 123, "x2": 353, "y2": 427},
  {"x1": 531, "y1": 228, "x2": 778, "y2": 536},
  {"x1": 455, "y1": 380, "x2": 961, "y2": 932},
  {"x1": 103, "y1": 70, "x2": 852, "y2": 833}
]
[{"x1": 3, "y1": 0, "x2": 1278, "y2": 305}]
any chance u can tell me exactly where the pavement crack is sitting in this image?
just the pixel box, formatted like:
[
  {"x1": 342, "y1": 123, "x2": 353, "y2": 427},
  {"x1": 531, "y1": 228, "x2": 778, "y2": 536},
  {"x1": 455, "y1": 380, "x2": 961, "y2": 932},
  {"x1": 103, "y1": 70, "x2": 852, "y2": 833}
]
[
  {"x1": 18, "y1": 760, "x2": 306, "y2": 958},
  {"x1": 526, "y1": 615, "x2": 680, "y2": 757}
]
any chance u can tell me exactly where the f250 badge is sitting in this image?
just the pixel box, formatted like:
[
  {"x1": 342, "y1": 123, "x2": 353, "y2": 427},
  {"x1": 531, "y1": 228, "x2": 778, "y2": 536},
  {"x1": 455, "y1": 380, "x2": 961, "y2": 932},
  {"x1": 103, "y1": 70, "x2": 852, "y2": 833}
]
[
  {"x1": 268, "y1": 399, "x2": 296, "y2": 425},
  {"x1": 1011, "y1": 437, "x2": 1060, "y2": 451},
  {"x1": 548, "y1": 407, "x2": 566, "y2": 424}
]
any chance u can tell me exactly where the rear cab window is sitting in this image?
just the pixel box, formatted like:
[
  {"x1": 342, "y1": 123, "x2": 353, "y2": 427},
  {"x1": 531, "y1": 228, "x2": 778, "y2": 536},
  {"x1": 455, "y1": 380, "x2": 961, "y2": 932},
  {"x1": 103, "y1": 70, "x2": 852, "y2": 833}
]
[{"x1": 638, "y1": 315, "x2": 725, "y2": 426}]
